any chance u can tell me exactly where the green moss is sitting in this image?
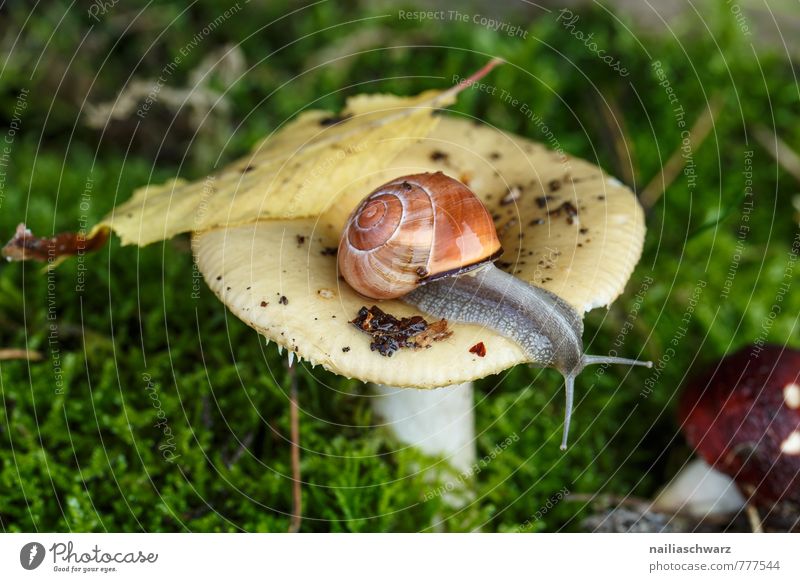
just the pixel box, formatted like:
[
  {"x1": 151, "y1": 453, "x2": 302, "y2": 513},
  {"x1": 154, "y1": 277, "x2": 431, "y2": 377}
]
[{"x1": 1, "y1": 1, "x2": 798, "y2": 532}]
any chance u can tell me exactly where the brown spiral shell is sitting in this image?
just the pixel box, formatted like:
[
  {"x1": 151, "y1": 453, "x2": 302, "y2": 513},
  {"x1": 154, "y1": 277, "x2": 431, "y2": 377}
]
[{"x1": 338, "y1": 172, "x2": 502, "y2": 299}]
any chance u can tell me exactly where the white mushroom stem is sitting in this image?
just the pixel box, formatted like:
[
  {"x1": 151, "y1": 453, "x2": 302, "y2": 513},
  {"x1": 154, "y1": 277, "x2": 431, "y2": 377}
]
[
  {"x1": 371, "y1": 382, "x2": 476, "y2": 501},
  {"x1": 653, "y1": 458, "x2": 746, "y2": 518}
]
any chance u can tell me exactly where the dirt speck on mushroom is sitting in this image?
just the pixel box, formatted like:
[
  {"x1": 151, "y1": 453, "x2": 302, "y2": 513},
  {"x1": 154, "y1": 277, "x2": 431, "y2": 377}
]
[
  {"x1": 469, "y1": 342, "x2": 487, "y2": 357},
  {"x1": 319, "y1": 113, "x2": 352, "y2": 126},
  {"x1": 500, "y1": 186, "x2": 522, "y2": 206},
  {"x1": 548, "y1": 201, "x2": 579, "y2": 224}
]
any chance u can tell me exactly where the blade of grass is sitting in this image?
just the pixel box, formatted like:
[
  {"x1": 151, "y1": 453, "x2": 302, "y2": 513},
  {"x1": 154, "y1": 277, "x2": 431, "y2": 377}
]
[
  {"x1": 687, "y1": 188, "x2": 746, "y2": 240},
  {"x1": 753, "y1": 124, "x2": 800, "y2": 184}
]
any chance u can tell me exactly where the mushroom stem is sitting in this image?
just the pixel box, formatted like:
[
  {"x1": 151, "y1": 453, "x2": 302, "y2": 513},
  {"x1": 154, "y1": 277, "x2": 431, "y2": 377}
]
[
  {"x1": 371, "y1": 381, "x2": 476, "y2": 501},
  {"x1": 653, "y1": 458, "x2": 746, "y2": 518},
  {"x1": 406, "y1": 263, "x2": 652, "y2": 449}
]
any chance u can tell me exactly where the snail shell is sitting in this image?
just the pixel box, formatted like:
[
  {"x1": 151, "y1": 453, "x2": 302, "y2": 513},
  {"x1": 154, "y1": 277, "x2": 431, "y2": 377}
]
[{"x1": 338, "y1": 172, "x2": 502, "y2": 299}]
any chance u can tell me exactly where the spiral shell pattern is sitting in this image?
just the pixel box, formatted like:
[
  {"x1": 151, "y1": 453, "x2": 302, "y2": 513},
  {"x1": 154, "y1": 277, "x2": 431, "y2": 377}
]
[{"x1": 338, "y1": 172, "x2": 502, "y2": 299}]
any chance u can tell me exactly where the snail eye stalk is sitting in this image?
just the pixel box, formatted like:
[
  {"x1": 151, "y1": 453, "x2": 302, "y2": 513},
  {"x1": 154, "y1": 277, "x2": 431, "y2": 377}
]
[{"x1": 559, "y1": 356, "x2": 652, "y2": 450}]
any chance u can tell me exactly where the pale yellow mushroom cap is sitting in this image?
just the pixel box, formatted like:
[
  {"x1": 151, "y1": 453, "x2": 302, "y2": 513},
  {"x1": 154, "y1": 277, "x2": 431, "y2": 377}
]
[{"x1": 193, "y1": 116, "x2": 646, "y2": 388}]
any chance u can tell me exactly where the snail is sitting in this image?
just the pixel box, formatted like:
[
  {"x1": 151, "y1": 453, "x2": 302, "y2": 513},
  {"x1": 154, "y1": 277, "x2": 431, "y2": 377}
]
[{"x1": 338, "y1": 171, "x2": 652, "y2": 449}]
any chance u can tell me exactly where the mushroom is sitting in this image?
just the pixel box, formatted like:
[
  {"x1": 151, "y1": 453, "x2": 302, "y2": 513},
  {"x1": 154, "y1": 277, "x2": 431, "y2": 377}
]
[
  {"x1": 656, "y1": 344, "x2": 800, "y2": 531},
  {"x1": 674, "y1": 344, "x2": 800, "y2": 512},
  {"x1": 193, "y1": 115, "x2": 649, "y2": 490},
  {"x1": 654, "y1": 458, "x2": 747, "y2": 519}
]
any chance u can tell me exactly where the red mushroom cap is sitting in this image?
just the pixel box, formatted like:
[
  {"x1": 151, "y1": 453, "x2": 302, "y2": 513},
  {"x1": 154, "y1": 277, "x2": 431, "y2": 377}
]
[{"x1": 679, "y1": 344, "x2": 800, "y2": 506}]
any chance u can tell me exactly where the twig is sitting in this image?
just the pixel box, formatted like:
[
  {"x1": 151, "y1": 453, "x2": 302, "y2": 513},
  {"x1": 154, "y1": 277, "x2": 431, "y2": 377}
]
[
  {"x1": 0, "y1": 348, "x2": 44, "y2": 362},
  {"x1": 595, "y1": 91, "x2": 637, "y2": 187},
  {"x1": 444, "y1": 57, "x2": 504, "y2": 102},
  {"x1": 745, "y1": 503, "x2": 764, "y2": 533},
  {"x1": 753, "y1": 124, "x2": 800, "y2": 184},
  {"x1": 288, "y1": 356, "x2": 302, "y2": 533},
  {"x1": 640, "y1": 94, "x2": 724, "y2": 211}
]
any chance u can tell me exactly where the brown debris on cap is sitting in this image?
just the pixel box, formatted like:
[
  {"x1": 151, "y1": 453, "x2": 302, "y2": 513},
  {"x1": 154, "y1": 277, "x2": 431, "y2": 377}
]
[
  {"x1": 350, "y1": 305, "x2": 452, "y2": 356},
  {"x1": 469, "y1": 342, "x2": 487, "y2": 357}
]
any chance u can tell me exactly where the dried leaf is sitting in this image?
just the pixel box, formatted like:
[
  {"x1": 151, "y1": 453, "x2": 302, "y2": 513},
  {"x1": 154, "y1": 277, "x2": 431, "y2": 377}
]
[
  {"x1": 2, "y1": 223, "x2": 109, "y2": 265},
  {"x1": 99, "y1": 59, "x2": 501, "y2": 247}
]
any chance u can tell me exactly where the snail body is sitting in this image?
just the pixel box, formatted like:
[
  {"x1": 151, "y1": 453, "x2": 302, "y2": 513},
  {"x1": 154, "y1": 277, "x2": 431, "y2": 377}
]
[{"x1": 338, "y1": 172, "x2": 651, "y2": 449}]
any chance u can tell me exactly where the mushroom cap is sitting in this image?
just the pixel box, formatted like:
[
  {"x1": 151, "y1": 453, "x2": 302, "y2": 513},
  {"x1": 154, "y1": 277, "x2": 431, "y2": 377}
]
[
  {"x1": 678, "y1": 344, "x2": 800, "y2": 505},
  {"x1": 193, "y1": 116, "x2": 647, "y2": 387}
]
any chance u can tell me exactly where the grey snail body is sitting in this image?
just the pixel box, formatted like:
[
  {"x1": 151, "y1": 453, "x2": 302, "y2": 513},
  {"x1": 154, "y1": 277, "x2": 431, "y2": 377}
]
[{"x1": 338, "y1": 172, "x2": 652, "y2": 449}]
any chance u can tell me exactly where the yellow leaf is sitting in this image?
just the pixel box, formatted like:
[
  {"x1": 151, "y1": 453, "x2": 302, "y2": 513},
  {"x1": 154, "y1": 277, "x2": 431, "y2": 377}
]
[{"x1": 102, "y1": 89, "x2": 458, "y2": 247}]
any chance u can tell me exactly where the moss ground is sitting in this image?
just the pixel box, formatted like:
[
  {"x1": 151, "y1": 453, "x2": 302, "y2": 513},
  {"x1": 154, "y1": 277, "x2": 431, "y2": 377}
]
[{"x1": 1, "y1": 1, "x2": 798, "y2": 531}]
